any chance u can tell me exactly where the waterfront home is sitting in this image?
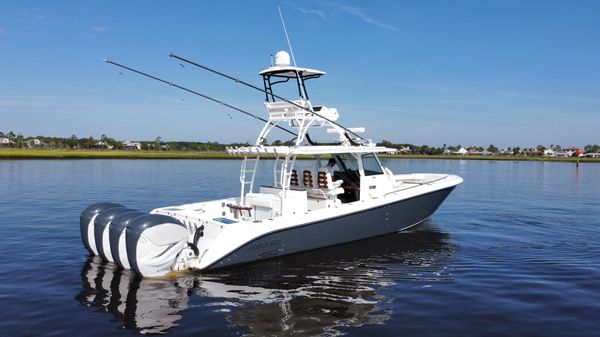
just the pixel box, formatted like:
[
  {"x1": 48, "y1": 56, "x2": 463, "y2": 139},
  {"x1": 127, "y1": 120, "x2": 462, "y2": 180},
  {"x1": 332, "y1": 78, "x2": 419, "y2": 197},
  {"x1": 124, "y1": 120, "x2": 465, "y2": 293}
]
[
  {"x1": 28, "y1": 139, "x2": 46, "y2": 148},
  {"x1": 454, "y1": 147, "x2": 468, "y2": 155},
  {"x1": 122, "y1": 140, "x2": 142, "y2": 151},
  {"x1": 397, "y1": 145, "x2": 411, "y2": 153},
  {"x1": 94, "y1": 141, "x2": 113, "y2": 150},
  {"x1": 0, "y1": 137, "x2": 14, "y2": 146},
  {"x1": 469, "y1": 150, "x2": 494, "y2": 156}
]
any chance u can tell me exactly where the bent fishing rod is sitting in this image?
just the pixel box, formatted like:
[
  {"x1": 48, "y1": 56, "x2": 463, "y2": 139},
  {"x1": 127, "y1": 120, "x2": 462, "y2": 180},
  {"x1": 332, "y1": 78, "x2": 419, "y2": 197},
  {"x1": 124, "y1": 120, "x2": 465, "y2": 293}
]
[
  {"x1": 168, "y1": 53, "x2": 367, "y2": 143},
  {"x1": 103, "y1": 59, "x2": 297, "y2": 138}
]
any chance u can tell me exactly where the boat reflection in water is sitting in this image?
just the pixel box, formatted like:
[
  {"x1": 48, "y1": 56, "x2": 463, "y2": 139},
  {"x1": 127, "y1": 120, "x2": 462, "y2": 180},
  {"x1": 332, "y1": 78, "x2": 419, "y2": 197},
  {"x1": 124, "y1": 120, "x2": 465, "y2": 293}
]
[
  {"x1": 74, "y1": 256, "x2": 195, "y2": 334},
  {"x1": 74, "y1": 222, "x2": 454, "y2": 335}
]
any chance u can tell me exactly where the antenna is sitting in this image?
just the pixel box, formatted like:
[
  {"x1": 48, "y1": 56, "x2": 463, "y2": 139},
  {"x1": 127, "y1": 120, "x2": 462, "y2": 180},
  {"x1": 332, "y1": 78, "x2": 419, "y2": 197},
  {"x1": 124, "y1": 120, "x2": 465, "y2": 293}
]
[{"x1": 277, "y1": 5, "x2": 302, "y2": 84}]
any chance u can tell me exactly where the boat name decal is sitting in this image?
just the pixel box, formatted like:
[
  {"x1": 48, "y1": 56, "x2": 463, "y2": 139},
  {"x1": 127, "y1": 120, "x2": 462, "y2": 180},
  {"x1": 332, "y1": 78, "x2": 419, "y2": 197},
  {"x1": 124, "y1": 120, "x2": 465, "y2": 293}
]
[{"x1": 248, "y1": 238, "x2": 282, "y2": 252}]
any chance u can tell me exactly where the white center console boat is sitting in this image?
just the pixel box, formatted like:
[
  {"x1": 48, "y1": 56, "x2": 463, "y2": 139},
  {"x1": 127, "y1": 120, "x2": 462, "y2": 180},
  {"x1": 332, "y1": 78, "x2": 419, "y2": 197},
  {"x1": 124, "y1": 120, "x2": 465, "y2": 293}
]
[{"x1": 81, "y1": 51, "x2": 463, "y2": 277}]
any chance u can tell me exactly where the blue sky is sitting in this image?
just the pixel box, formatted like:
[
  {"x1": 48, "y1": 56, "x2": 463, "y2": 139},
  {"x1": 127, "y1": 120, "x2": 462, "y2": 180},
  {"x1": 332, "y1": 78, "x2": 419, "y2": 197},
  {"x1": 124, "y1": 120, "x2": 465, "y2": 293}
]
[{"x1": 1, "y1": 0, "x2": 598, "y2": 148}]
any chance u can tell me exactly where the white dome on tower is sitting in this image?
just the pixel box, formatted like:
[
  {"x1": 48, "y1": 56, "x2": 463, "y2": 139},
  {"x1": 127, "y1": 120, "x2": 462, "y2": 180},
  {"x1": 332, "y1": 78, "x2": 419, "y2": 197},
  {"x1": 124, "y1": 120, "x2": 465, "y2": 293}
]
[{"x1": 274, "y1": 51, "x2": 290, "y2": 67}]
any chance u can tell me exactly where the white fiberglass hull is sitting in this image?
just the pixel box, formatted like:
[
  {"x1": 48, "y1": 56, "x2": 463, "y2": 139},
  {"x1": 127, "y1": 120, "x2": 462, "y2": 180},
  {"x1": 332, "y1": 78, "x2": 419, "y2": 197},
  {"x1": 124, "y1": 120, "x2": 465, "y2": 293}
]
[
  {"x1": 160, "y1": 173, "x2": 462, "y2": 274},
  {"x1": 205, "y1": 184, "x2": 456, "y2": 270},
  {"x1": 81, "y1": 173, "x2": 462, "y2": 277}
]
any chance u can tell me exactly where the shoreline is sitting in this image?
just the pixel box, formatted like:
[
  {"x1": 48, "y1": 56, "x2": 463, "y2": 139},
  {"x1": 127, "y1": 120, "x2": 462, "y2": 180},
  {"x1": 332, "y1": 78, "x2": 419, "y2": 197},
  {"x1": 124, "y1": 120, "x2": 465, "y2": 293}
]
[{"x1": 1, "y1": 149, "x2": 599, "y2": 162}]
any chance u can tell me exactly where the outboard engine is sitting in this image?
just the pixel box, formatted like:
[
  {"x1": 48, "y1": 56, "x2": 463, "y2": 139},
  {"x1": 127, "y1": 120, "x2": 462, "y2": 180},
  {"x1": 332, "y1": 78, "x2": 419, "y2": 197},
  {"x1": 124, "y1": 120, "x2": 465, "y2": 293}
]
[
  {"x1": 94, "y1": 207, "x2": 135, "y2": 262},
  {"x1": 126, "y1": 214, "x2": 189, "y2": 277},
  {"x1": 109, "y1": 210, "x2": 146, "y2": 270},
  {"x1": 80, "y1": 203, "x2": 124, "y2": 255}
]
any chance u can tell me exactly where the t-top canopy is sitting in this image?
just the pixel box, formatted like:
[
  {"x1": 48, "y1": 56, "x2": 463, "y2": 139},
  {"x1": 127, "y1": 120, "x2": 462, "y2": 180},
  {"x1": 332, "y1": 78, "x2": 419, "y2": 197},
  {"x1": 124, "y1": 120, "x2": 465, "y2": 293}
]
[
  {"x1": 259, "y1": 66, "x2": 326, "y2": 79},
  {"x1": 227, "y1": 145, "x2": 396, "y2": 156}
]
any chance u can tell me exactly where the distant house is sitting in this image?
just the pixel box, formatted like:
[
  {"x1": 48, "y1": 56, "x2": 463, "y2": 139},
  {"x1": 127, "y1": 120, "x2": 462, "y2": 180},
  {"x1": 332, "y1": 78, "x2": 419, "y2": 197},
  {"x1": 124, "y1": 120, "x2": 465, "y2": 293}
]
[
  {"x1": 555, "y1": 151, "x2": 572, "y2": 158},
  {"x1": 563, "y1": 147, "x2": 581, "y2": 157},
  {"x1": 94, "y1": 141, "x2": 113, "y2": 150},
  {"x1": 391, "y1": 145, "x2": 411, "y2": 154},
  {"x1": 0, "y1": 137, "x2": 14, "y2": 147},
  {"x1": 28, "y1": 139, "x2": 46, "y2": 148},
  {"x1": 454, "y1": 147, "x2": 468, "y2": 155},
  {"x1": 122, "y1": 140, "x2": 142, "y2": 151},
  {"x1": 543, "y1": 148, "x2": 555, "y2": 157},
  {"x1": 398, "y1": 145, "x2": 411, "y2": 153},
  {"x1": 470, "y1": 150, "x2": 494, "y2": 156},
  {"x1": 583, "y1": 153, "x2": 600, "y2": 158}
]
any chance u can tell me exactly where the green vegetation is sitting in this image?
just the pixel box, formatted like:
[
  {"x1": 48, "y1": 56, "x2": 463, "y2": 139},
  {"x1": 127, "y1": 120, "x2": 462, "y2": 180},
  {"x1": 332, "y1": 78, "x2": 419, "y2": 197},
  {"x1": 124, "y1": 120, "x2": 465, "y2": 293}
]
[
  {"x1": 0, "y1": 130, "x2": 598, "y2": 162},
  {"x1": 377, "y1": 140, "x2": 599, "y2": 158},
  {"x1": 0, "y1": 131, "x2": 250, "y2": 151},
  {"x1": 0, "y1": 149, "x2": 234, "y2": 159},
  {"x1": 2, "y1": 149, "x2": 599, "y2": 162},
  {"x1": 379, "y1": 153, "x2": 600, "y2": 163}
]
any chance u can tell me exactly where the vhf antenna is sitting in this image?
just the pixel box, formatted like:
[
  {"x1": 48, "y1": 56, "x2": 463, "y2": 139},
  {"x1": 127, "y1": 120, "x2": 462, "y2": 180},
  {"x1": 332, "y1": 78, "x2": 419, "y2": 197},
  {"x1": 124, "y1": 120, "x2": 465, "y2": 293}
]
[{"x1": 278, "y1": 5, "x2": 302, "y2": 93}]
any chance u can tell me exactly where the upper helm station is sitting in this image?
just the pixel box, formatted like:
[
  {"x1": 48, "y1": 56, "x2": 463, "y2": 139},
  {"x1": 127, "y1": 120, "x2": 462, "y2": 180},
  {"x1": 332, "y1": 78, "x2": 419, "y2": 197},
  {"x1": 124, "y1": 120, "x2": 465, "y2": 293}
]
[{"x1": 255, "y1": 51, "x2": 366, "y2": 147}]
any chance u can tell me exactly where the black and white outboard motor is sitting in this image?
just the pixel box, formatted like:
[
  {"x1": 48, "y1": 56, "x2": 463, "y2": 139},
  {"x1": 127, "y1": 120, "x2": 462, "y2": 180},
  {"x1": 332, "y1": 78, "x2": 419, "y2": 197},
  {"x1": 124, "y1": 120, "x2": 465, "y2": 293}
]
[
  {"x1": 94, "y1": 206, "x2": 136, "y2": 262},
  {"x1": 80, "y1": 203, "x2": 191, "y2": 278},
  {"x1": 125, "y1": 214, "x2": 190, "y2": 277},
  {"x1": 109, "y1": 210, "x2": 146, "y2": 269},
  {"x1": 80, "y1": 203, "x2": 124, "y2": 255}
]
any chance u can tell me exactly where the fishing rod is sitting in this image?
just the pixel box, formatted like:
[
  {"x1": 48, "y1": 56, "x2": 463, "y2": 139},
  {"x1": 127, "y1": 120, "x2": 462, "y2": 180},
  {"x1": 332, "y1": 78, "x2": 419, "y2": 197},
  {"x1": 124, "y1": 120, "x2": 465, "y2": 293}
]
[
  {"x1": 168, "y1": 53, "x2": 368, "y2": 143},
  {"x1": 103, "y1": 59, "x2": 297, "y2": 138}
]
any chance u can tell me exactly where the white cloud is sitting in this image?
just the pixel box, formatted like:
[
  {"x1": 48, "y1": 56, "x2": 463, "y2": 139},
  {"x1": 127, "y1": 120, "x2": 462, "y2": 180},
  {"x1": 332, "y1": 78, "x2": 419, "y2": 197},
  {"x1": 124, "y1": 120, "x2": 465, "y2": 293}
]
[
  {"x1": 90, "y1": 26, "x2": 108, "y2": 33},
  {"x1": 294, "y1": 6, "x2": 329, "y2": 22},
  {"x1": 329, "y1": 3, "x2": 399, "y2": 32}
]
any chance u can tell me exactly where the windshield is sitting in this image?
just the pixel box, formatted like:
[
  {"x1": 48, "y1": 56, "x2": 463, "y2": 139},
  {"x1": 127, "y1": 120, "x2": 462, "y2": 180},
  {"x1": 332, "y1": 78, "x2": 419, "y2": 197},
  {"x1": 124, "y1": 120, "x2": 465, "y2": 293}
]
[
  {"x1": 336, "y1": 154, "x2": 359, "y2": 171},
  {"x1": 362, "y1": 153, "x2": 383, "y2": 176}
]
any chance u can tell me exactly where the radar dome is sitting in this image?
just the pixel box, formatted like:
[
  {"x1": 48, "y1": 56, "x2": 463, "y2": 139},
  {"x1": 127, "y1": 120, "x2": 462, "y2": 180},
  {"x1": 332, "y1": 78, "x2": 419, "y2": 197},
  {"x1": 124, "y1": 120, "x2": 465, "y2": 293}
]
[{"x1": 274, "y1": 51, "x2": 290, "y2": 67}]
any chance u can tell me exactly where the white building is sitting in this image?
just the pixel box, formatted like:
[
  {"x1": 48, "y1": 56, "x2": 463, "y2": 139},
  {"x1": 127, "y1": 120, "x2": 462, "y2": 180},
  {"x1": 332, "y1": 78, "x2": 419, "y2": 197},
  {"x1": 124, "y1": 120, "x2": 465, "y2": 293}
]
[
  {"x1": 398, "y1": 145, "x2": 411, "y2": 153},
  {"x1": 554, "y1": 151, "x2": 572, "y2": 158},
  {"x1": 0, "y1": 137, "x2": 14, "y2": 146},
  {"x1": 28, "y1": 139, "x2": 46, "y2": 148},
  {"x1": 454, "y1": 147, "x2": 468, "y2": 155},
  {"x1": 122, "y1": 140, "x2": 142, "y2": 151},
  {"x1": 94, "y1": 141, "x2": 113, "y2": 150},
  {"x1": 543, "y1": 148, "x2": 555, "y2": 157}
]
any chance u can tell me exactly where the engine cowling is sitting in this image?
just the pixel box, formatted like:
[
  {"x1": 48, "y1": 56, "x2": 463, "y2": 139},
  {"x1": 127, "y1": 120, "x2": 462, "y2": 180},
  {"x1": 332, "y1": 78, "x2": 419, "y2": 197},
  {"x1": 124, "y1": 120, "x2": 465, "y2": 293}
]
[
  {"x1": 126, "y1": 214, "x2": 189, "y2": 277},
  {"x1": 80, "y1": 203, "x2": 124, "y2": 255},
  {"x1": 109, "y1": 210, "x2": 146, "y2": 270},
  {"x1": 94, "y1": 207, "x2": 135, "y2": 262}
]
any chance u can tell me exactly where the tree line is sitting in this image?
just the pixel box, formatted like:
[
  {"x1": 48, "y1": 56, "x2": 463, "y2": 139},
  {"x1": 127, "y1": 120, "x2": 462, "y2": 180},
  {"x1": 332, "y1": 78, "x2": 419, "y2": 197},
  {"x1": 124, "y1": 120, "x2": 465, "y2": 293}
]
[
  {"x1": 1, "y1": 131, "x2": 598, "y2": 155},
  {"x1": 0, "y1": 131, "x2": 250, "y2": 151},
  {"x1": 377, "y1": 140, "x2": 600, "y2": 156}
]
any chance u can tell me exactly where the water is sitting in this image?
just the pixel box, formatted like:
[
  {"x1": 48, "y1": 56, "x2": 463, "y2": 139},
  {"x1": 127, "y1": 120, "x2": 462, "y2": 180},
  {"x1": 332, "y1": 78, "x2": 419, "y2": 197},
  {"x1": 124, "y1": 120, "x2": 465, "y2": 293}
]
[{"x1": 0, "y1": 159, "x2": 599, "y2": 336}]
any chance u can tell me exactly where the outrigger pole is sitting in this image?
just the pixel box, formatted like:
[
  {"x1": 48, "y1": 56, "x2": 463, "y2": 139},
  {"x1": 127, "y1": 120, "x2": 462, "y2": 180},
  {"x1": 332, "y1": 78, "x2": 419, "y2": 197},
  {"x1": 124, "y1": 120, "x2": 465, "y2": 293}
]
[
  {"x1": 168, "y1": 53, "x2": 368, "y2": 143},
  {"x1": 103, "y1": 58, "x2": 298, "y2": 138}
]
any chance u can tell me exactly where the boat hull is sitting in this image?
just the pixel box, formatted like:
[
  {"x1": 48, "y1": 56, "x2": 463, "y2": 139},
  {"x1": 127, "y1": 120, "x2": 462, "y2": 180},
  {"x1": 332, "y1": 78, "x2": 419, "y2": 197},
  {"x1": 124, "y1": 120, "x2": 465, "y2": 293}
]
[{"x1": 206, "y1": 186, "x2": 455, "y2": 270}]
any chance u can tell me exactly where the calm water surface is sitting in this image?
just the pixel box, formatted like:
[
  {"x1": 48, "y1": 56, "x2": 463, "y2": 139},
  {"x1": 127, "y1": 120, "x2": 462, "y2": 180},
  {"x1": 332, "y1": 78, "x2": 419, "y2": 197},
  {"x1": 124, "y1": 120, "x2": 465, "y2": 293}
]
[{"x1": 0, "y1": 159, "x2": 599, "y2": 336}]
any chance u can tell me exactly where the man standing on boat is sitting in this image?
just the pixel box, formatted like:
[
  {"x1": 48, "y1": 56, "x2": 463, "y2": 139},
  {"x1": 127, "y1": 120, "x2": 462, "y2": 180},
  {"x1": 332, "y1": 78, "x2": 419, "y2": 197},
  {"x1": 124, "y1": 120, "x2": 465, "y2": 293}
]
[{"x1": 325, "y1": 158, "x2": 337, "y2": 175}]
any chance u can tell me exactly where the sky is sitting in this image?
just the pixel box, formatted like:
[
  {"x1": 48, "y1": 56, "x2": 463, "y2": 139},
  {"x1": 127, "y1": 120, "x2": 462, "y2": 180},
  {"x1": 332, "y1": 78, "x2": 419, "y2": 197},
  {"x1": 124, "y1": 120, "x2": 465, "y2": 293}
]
[{"x1": 1, "y1": 0, "x2": 599, "y2": 148}]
